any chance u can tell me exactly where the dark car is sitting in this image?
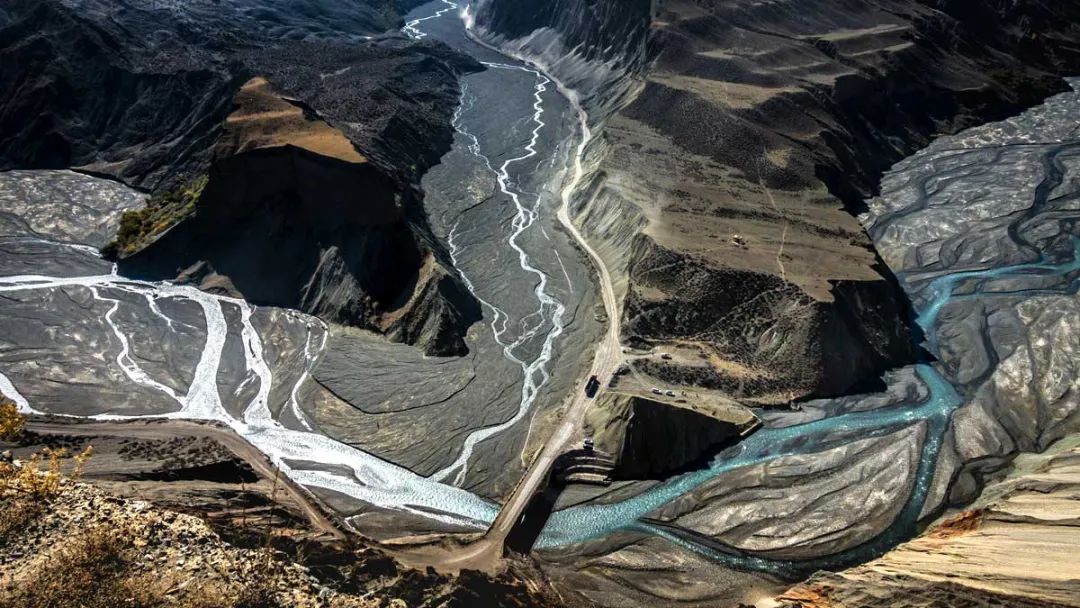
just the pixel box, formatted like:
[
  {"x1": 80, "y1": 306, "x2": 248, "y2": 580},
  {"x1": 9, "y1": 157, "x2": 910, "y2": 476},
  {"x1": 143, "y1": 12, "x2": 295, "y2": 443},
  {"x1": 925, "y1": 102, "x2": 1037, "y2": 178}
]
[{"x1": 585, "y1": 375, "x2": 601, "y2": 398}]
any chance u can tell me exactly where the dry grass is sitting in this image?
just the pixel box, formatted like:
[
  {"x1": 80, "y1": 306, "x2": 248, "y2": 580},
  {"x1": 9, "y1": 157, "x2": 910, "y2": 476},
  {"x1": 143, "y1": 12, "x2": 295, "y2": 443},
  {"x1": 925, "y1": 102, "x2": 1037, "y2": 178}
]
[
  {"x1": 0, "y1": 398, "x2": 23, "y2": 441},
  {"x1": 0, "y1": 523, "x2": 262, "y2": 608},
  {"x1": 0, "y1": 497, "x2": 41, "y2": 549},
  {"x1": 1, "y1": 526, "x2": 162, "y2": 608},
  {"x1": 102, "y1": 176, "x2": 206, "y2": 258},
  {"x1": 0, "y1": 446, "x2": 93, "y2": 498},
  {"x1": 0, "y1": 521, "x2": 283, "y2": 608},
  {"x1": 927, "y1": 509, "x2": 985, "y2": 540},
  {"x1": 776, "y1": 583, "x2": 834, "y2": 608},
  {"x1": 0, "y1": 403, "x2": 92, "y2": 499}
]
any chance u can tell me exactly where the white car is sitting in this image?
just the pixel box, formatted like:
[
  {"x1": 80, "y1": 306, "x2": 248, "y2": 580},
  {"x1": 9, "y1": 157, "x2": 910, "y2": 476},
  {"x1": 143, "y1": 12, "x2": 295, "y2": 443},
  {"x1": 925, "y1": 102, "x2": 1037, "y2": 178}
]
[{"x1": 651, "y1": 388, "x2": 662, "y2": 395}]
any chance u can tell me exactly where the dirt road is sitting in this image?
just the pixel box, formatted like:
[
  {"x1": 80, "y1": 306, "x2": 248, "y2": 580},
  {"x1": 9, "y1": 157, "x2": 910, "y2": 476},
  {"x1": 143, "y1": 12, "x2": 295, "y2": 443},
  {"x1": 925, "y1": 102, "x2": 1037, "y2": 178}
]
[{"x1": 402, "y1": 34, "x2": 626, "y2": 571}]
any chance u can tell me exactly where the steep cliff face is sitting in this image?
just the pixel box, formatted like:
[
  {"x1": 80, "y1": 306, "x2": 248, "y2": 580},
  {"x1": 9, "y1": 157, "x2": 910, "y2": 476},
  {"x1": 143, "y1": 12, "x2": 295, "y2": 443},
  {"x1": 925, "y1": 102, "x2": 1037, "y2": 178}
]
[
  {"x1": 587, "y1": 392, "x2": 747, "y2": 479},
  {"x1": 118, "y1": 78, "x2": 480, "y2": 355},
  {"x1": 470, "y1": 0, "x2": 652, "y2": 116},
  {"x1": 1, "y1": 0, "x2": 484, "y2": 356},
  {"x1": 473, "y1": 0, "x2": 1080, "y2": 401},
  {"x1": 622, "y1": 237, "x2": 913, "y2": 400}
]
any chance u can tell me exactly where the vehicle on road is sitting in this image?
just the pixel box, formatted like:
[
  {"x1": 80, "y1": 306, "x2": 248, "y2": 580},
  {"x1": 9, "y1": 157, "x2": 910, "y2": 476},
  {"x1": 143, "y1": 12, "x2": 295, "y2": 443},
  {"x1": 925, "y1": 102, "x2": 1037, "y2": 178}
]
[
  {"x1": 585, "y1": 375, "x2": 601, "y2": 398},
  {"x1": 651, "y1": 387, "x2": 662, "y2": 395}
]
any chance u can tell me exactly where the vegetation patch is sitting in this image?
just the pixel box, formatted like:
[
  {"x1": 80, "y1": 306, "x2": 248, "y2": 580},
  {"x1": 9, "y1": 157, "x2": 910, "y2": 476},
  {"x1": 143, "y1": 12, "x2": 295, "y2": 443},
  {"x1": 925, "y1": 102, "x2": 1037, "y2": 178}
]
[
  {"x1": 103, "y1": 176, "x2": 208, "y2": 259},
  {"x1": 0, "y1": 398, "x2": 23, "y2": 441}
]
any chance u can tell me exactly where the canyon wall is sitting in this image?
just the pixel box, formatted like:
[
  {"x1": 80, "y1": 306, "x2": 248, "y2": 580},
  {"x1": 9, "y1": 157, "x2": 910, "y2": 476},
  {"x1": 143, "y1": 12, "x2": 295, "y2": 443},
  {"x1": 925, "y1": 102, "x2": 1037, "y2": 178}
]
[
  {"x1": 0, "y1": 0, "x2": 484, "y2": 355},
  {"x1": 471, "y1": 0, "x2": 653, "y2": 118},
  {"x1": 586, "y1": 392, "x2": 744, "y2": 479},
  {"x1": 119, "y1": 144, "x2": 480, "y2": 355},
  {"x1": 472, "y1": 0, "x2": 1080, "y2": 402}
]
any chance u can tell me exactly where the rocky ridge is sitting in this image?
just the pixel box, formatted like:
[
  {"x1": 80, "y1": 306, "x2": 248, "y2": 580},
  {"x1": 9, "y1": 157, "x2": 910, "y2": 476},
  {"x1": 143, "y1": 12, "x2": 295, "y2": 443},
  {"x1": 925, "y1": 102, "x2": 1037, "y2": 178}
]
[
  {"x1": 0, "y1": 457, "x2": 558, "y2": 608},
  {"x1": 0, "y1": 0, "x2": 484, "y2": 355},
  {"x1": 472, "y1": 0, "x2": 1080, "y2": 402}
]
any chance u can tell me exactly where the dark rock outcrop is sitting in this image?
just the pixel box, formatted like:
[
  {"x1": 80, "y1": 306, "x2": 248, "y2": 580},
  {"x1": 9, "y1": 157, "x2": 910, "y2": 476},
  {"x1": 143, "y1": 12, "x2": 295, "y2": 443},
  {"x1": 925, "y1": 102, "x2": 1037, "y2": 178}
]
[
  {"x1": 622, "y1": 237, "x2": 914, "y2": 399},
  {"x1": 118, "y1": 144, "x2": 480, "y2": 355},
  {"x1": 117, "y1": 76, "x2": 480, "y2": 355},
  {"x1": 0, "y1": 0, "x2": 238, "y2": 190},
  {"x1": 587, "y1": 393, "x2": 744, "y2": 479}
]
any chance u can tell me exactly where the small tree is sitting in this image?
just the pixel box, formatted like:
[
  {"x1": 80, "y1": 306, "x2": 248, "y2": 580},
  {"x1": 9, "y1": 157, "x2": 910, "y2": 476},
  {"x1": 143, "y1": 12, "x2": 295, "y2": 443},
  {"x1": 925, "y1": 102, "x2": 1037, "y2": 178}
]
[{"x1": 0, "y1": 397, "x2": 24, "y2": 441}]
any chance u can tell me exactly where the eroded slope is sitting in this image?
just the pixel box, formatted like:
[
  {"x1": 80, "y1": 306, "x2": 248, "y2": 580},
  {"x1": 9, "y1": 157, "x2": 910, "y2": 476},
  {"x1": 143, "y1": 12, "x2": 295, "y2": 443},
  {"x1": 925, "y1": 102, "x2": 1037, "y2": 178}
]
[
  {"x1": 777, "y1": 437, "x2": 1080, "y2": 608},
  {"x1": 0, "y1": 0, "x2": 484, "y2": 356},
  {"x1": 473, "y1": 0, "x2": 1080, "y2": 403}
]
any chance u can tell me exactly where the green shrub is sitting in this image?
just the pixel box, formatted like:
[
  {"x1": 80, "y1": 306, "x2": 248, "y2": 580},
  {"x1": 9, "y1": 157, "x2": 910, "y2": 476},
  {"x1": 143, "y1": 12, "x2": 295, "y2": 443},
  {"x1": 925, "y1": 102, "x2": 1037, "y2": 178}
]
[{"x1": 103, "y1": 175, "x2": 207, "y2": 258}]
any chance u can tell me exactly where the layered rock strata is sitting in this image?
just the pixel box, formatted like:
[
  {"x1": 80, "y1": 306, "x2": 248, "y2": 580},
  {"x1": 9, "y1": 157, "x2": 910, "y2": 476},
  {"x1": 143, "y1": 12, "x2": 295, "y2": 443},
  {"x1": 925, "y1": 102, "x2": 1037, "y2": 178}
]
[
  {"x1": 472, "y1": 0, "x2": 1080, "y2": 402},
  {"x1": 777, "y1": 437, "x2": 1080, "y2": 608}
]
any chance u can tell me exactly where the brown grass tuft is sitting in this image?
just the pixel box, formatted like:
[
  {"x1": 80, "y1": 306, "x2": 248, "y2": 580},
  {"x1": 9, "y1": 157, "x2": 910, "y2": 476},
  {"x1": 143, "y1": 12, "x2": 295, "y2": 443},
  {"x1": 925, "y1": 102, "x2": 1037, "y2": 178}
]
[
  {"x1": 0, "y1": 497, "x2": 41, "y2": 548},
  {"x1": 0, "y1": 526, "x2": 166, "y2": 608},
  {"x1": 0, "y1": 398, "x2": 24, "y2": 441},
  {"x1": 0, "y1": 445, "x2": 93, "y2": 498},
  {"x1": 776, "y1": 583, "x2": 835, "y2": 608}
]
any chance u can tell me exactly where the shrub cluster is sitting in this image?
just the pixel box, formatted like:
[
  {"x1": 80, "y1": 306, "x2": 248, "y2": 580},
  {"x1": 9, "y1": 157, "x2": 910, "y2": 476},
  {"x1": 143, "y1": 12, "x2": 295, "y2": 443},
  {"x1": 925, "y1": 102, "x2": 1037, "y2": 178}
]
[{"x1": 103, "y1": 176, "x2": 207, "y2": 258}]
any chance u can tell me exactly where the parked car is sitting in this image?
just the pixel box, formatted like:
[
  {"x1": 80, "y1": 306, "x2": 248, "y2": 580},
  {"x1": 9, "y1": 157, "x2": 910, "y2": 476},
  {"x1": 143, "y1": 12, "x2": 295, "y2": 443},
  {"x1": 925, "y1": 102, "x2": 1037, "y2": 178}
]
[{"x1": 585, "y1": 375, "x2": 601, "y2": 398}]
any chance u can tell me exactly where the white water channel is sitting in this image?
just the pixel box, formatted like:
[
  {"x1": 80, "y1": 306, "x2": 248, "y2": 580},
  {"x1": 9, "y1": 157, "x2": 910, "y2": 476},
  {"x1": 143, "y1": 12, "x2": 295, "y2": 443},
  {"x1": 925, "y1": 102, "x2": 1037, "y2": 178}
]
[
  {"x1": 0, "y1": 0, "x2": 585, "y2": 533},
  {"x1": 0, "y1": 262, "x2": 498, "y2": 528},
  {"x1": 402, "y1": 0, "x2": 459, "y2": 39},
  {"x1": 405, "y1": 6, "x2": 575, "y2": 487},
  {"x1": 431, "y1": 64, "x2": 569, "y2": 484}
]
